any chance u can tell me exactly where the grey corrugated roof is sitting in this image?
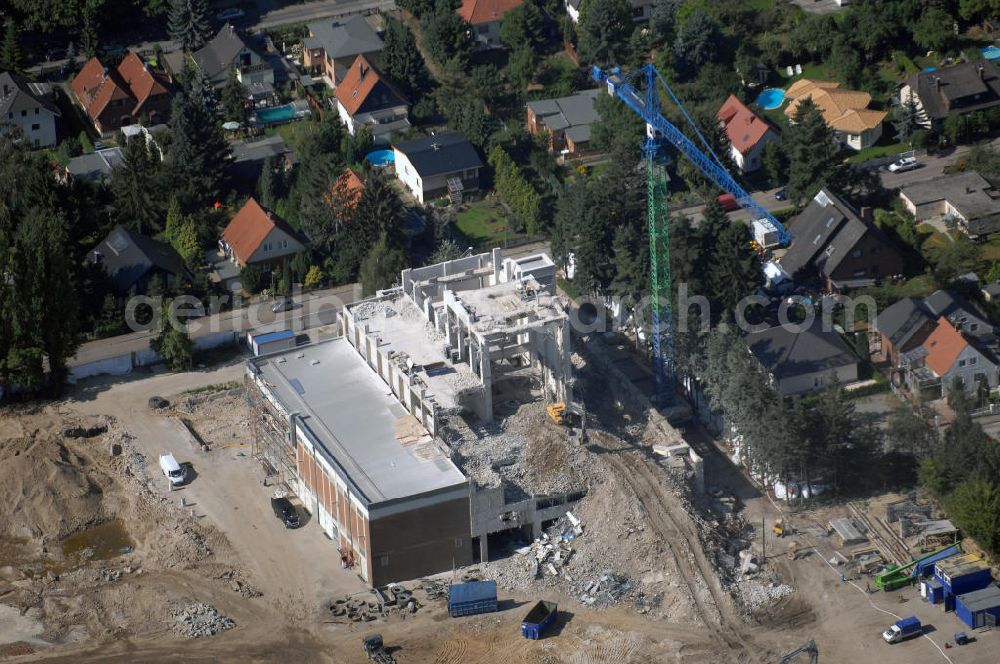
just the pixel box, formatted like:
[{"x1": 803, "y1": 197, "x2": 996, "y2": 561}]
[
  {"x1": 66, "y1": 148, "x2": 125, "y2": 182},
  {"x1": 527, "y1": 88, "x2": 599, "y2": 134},
  {"x1": 780, "y1": 188, "x2": 882, "y2": 278},
  {"x1": 306, "y1": 15, "x2": 383, "y2": 60},
  {"x1": 874, "y1": 297, "x2": 932, "y2": 348},
  {"x1": 0, "y1": 71, "x2": 60, "y2": 117},
  {"x1": 746, "y1": 320, "x2": 859, "y2": 383},
  {"x1": 907, "y1": 61, "x2": 1000, "y2": 121},
  {"x1": 901, "y1": 172, "x2": 1000, "y2": 230},
  {"x1": 88, "y1": 225, "x2": 189, "y2": 293},
  {"x1": 251, "y1": 338, "x2": 468, "y2": 505},
  {"x1": 956, "y1": 584, "x2": 1000, "y2": 612},
  {"x1": 230, "y1": 135, "x2": 295, "y2": 163},
  {"x1": 393, "y1": 132, "x2": 483, "y2": 178}
]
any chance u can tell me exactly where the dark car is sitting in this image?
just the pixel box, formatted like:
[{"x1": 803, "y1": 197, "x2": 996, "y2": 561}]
[
  {"x1": 774, "y1": 189, "x2": 787, "y2": 201},
  {"x1": 270, "y1": 497, "x2": 301, "y2": 528}
]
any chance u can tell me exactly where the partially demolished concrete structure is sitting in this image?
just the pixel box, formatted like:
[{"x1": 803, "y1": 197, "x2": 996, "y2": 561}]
[{"x1": 340, "y1": 248, "x2": 573, "y2": 422}]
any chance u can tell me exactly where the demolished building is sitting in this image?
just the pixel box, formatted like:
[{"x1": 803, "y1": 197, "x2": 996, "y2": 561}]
[{"x1": 246, "y1": 249, "x2": 585, "y2": 583}]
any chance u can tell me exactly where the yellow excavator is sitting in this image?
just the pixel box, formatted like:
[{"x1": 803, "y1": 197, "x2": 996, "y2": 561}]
[{"x1": 546, "y1": 402, "x2": 581, "y2": 426}]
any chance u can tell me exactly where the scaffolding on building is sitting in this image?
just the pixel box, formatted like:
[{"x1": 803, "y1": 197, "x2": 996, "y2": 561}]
[{"x1": 245, "y1": 370, "x2": 298, "y2": 490}]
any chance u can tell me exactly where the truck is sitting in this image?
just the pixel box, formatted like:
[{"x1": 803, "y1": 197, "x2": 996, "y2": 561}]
[
  {"x1": 159, "y1": 454, "x2": 186, "y2": 486},
  {"x1": 448, "y1": 580, "x2": 498, "y2": 617},
  {"x1": 521, "y1": 600, "x2": 558, "y2": 640},
  {"x1": 362, "y1": 633, "x2": 396, "y2": 663},
  {"x1": 882, "y1": 616, "x2": 921, "y2": 644},
  {"x1": 717, "y1": 193, "x2": 739, "y2": 211}
]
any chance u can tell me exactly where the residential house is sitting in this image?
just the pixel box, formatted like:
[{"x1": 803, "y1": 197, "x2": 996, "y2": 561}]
[
  {"x1": 331, "y1": 167, "x2": 365, "y2": 209},
  {"x1": 334, "y1": 55, "x2": 409, "y2": 143},
  {"x1": 88, "y1": 226, "x2": 191, "y2": 294},
  {"x1": 458, "y1": 0, "x2": 524, "y2": 49},
  {"x1": 0, "y1": 71, "x2": 60, "y2": 147},
  {"x1": 526, "y1": 88, "x2": 600, "y2": 158},
  {"x1": 229, "y1": 135, "x2": 299, "y2": 188},
  {"x1": 983, "y1": 281, "x2": 1000, "y2": 302},
  {"x1": 565, "y1": 0, "x2": 654, "y2": 23},
  {"x1": 220, "y1": 197, "x2": 307, "y2": 271},
  {"x1": 904, "y1": 318, "x2": 1000, "y2": 398},
  {"x1": 303, "y1": 16, "x2": 384, "y2": 87},
  {"x1": 193, "y1": 24, "x2": 275, "y2": 104},
  {"x1": 392, "y1": 133, "x2": 484, "y2": 204},
  {"x1": 874, "y1": 289, "x2": 994, "y2": 367},
  {"x1": 64, "y1": 147, "x2": 125, "y2": 183},
  {"x1": 901, "y1": 61, "x2": 1000, "y2": 128},
  {"x1": 716, "y1": 94, "x2": 780, "y2": 173},
  {"x1": 778, "y1": 188, "x2": 903, "y2": 290},
  {"x1": 745, "y1": 320, "x2": 860, "y2": 397},
  {"x1": 899, "y1": 172, "x2": 1000, "y2": 239},
  {"x1": 72, "y1": 52, "x2": 172, "y2": 135},
  {"x1": 784, "y1": 78, "x2": 886, "y2": 150}
]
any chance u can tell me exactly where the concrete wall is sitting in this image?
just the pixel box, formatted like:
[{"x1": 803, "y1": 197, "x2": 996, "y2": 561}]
[{"x1": 69, "y1": 331, "x2": 237, "y2": 381}]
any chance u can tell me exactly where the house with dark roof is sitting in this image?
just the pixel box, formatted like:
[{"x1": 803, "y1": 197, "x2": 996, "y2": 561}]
[
  {"x1": 392, "y1": 133, "x2": 484, "y2": 204},
  {"x1": 745, "y1": 320, "x2": 860, "y2": 397},
  {"x1": 303, "y1": 16, "x2": 384, "y2": 86},
  {"x1": 221, "y1": 197, "x2": 307, "y2": 270},
  {"x1": 899, "y1": 172, "x2": 1000, "y2": 239},
  {"x1": 71, "y1": 52, "x2": 172, "y2": 135},
  {"x1": 458, "y1": 0, "x2": 525, "y2": 49},
  {"x1": 0, "y1": 71, "x2": 60, "y2": 147},
  {"x1": 64, "y1": 146, "x2": 125, "y2": 183},
  {"x1": 874, "y1": 289, "x2": 994, "y2": 368},
  {"x1": 778, "y1": 189, "x2": 903, "y2": 290},
  {"x1": 902, "y1": 318, "x2": 1000, "y2": 398},
  {"x1": 565, "y1": 0, "x2": 653, "y2": 24},
  {"x1": 193, "y1": 24, "x2": 274, "y2": 99},
  {"x1": 334, "y1": 56, "x2": 408, "y2": 143},
  {"x1": 88, "y1": 226, "x2": 191, "y2": 294},
  {"x1": 901, "y1": 61, "x2": 1000, "y2": 127},
  {"x1": 716, "y1": 94, "x2": 779, "y2": 173},
  {"x1": 526, "y1": 88, "x2": 600, "y2": 158},
  {"x1": 229, "y1": 135, "x2": 299, "y2": 190}
]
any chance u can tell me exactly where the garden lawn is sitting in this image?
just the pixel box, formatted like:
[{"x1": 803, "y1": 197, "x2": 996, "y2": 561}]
[{"x1": 455, "y1": 199, "x2": 525, "y2": 247}]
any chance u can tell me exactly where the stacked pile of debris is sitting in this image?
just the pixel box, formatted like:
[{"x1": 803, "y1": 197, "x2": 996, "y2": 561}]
[
  {"x1": 732, "y1": 577, "x2": 794, "y2": 614},
  {"x1": 219, "y1": 569, "x2": 262, "y2": 598},
  {"x1": 172, "y1": 603, "x2": 235, "y2": 638},
  {"x1": 578, "y1": 572, "x2": 634, "y2": 607}
]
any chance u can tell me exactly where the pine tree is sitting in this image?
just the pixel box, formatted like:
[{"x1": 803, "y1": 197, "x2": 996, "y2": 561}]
[
  {"x1": 169, "y1": 0, "x2": 212, "y2": 52},
  {"x1": 893, "y1": 94, "x2": 923, "y2": 142},
  {"x1": 382, "y1": 17, "x2": 429, "y2": 99},
  {"x1": 577, "y1": 0, "x2": 632, "y2": 66},
  {"x1": 167, "y1": 72, "x2": 229, "y2": 208},
  {"x1": 112, "y1": 136, "x2": 161, "y2": 234},
  {"x1": 1, "y1": 21, "x2": 25, "y2": 73},
  {"x1": 258, "y1": 156, "x2": 276, "y2": 209},
  {"x1": 785, "y1": 99, "x2": 840, "y2": 205},
  {"x1": 221, "y1": 67, "x2": 248, "y2": 123},
  {"x1": 151, "y1": 299, "x2": 193, "y2": 371},
  {"x1": 359, "y1": 233, "x2": 408, "y2": 296},
  {"x1": 706, "y1": 222, "x2": 764, "y2": 314}
]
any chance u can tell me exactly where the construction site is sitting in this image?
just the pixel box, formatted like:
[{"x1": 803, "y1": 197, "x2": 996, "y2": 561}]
[{"x1": 3, "y1": 250, "x2": 1000, "y2": 662}]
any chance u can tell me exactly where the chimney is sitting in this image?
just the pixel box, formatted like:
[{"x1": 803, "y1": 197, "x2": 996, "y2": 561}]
[
  {"x1": 979, "y1": 64, "x2": 986, "y2": 80},
  {"x1": 102, "y1": 66, "x2": 109, "y2": 79},
  {"x1": 229, "y1": 24, "x2": 235, "y2": 36},
  {"x1": 935, "y1": 76, "x2": 941, "y2": 91},
  {"x1": 1, "y1": 84, "x2": 8, "y2": 97},
  {"x1": 860, "y1": 206, "x2": 873, "y2": 223}
]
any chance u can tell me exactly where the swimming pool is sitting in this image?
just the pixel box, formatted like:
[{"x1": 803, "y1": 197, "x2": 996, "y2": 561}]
[
  {"x1": 922, "y1": 67, "x2": 938, "y2": 72},
  {"x1": 252, "y1": 102, "x2": 309, "y2": 126},
  {"x1": 754, "y1": 88, "x2": 785, "y2": 110},
  {"x1": 366, "y1": 149, "x2": 395, "y2": 167},
  {"x1": 982, "y1": 45, "x2": 1000, "y2": 60}
]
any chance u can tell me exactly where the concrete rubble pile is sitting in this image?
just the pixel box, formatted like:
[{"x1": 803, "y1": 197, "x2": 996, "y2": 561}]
[
  {"x1": 172, "y1": 603, "x2": 236, "y2": 638},
  {"x1": 578, "y1": 572, "x2": 634, "y2": 607},
  {"x1": 732, "y1": 577, "x2": 795, "y2": 614}
]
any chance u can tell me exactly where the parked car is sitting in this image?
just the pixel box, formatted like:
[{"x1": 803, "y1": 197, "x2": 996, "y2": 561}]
[
  {"x1": 271, "y1": 298, "x2": 295, "y2": 313},
  {"x1": 159, "y1": 454, "x2": 187, "y2": 486},
  {"x1": 270, "y1": 496, "x2": 301, "y2": 528},
  {"x1": 216, "y1": 7, "x2": 246, "y2": 21},
  {"x1": 888, "y1": 156, "x2": 919, "y2": 173},
  {"x1": 717, "y1": 193, "x2": 740, "y2": 212},
  {"x1": 774, "y1": 189, "x2": 787, "y2": 201}
]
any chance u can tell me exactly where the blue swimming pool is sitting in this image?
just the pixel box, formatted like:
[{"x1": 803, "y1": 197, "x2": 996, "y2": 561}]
[
  {"x1": 366, "y1": 149, "x2": 395, "y2": 167},
  {"x1": 982, "y1": 45, "x2": 1000, "y2": 60},
  {"x1": 923, "y1": 67, "x2": 938, "y2": 73},
  {"x1": 252, "y1": 103, "x2": 308, "y2": 126},
  {"x1": 754, "y1": 88, "x2": 786, "y2": 110}
]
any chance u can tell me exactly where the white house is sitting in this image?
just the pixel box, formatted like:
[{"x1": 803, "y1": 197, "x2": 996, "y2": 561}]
[
  {"x1": 392, "y1": 133, "x2": 484, "y2": 204},
  {"x1": 716, "y1": 94, "x2": 780, "y2": 173},
  {"x1": 0, "y1": 72, "x2": 60, "y2": 148}
]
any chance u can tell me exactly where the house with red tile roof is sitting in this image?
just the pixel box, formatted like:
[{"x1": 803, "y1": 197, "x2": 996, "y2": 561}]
[
  {"x1": 334, "y1": 56, "x2": 409, "y2": 143},
  {"x1": 71, "y1": 52, "x2": 172, "y2": 135},
  {"x1": 221, "y1": 198, "x2": 307, "y2": 270},
  {"x1": 716, "y1": 95, "x2": 779, "y2": 173},
  {"x1": 328, "y1": 167, "x2": 365, "y2": 211},
  {"x1": 904, "y1": 317, "x2": 1000, "y2": 398},
  {"x1": 458, "y1": 0, "x2": 525, "y2": 49}
]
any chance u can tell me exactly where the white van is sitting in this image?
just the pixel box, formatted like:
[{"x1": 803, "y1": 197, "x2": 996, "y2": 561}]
[{"x1": 159, "y1": 454, "x2": 186, "y2": 485}]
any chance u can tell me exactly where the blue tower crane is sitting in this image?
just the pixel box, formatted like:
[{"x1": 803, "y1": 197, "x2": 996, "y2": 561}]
[{"x1": 592, "y1": 64, "x2": 793, "y2": 406}]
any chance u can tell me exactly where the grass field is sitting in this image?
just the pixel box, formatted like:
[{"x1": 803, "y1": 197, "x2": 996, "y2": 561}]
[{"x1": 454, "y1": 199, "x2": 522, "y2": 246}]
